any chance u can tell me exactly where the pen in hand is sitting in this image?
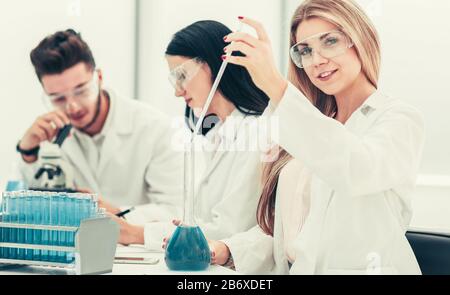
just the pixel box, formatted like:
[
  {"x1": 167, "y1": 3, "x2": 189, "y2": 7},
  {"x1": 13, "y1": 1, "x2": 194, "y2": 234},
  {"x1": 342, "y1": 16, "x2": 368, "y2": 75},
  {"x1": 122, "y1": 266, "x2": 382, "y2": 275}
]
[{"x1": 116, "y1": 207, "x2": 135, "y2": 218}]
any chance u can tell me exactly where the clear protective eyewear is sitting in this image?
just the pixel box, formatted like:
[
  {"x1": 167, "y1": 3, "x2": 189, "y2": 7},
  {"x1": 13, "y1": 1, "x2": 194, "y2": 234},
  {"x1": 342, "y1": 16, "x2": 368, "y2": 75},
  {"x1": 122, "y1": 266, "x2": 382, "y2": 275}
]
[
  {"x1": 42, "y1": 70, "x2": 100, "y2": 110},
  {"x1": 168, "y1": 58, "x2": 203, "y2": 92},
  {"x1": 290, "y1": 30, "x2": 354, "y2": 69}
]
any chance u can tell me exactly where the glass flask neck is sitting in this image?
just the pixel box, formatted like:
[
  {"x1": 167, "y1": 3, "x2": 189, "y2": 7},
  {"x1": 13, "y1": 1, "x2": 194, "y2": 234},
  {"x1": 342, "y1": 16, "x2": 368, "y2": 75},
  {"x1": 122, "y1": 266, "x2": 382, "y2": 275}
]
[{"x1": 183, "y1": 140, "x2": 197, "y2": 226}]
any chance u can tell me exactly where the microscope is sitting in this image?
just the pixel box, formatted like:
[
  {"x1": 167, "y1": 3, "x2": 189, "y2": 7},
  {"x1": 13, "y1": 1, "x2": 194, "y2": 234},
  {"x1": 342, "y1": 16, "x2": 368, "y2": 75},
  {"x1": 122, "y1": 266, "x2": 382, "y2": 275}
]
[{"x1": 32, "y1": 125, "x2": 77, "y2": 193}]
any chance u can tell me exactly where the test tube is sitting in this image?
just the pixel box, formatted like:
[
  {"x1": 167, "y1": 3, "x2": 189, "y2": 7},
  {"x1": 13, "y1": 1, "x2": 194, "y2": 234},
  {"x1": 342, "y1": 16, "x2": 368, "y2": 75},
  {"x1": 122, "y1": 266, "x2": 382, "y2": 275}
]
[
  {"x1": 32, "y1": 192, "x2": 42, "y2": 261},
  {"x1": 0, "y1": 192, "x2": 9, "y2": 258},
  {"x1": 57, "y1": 193, "x2": 67, "y2": 263},
  {"x1": 75, "y1": 194, "x2": 83, "y2": 227},
  {"x1": 81, "y1": 195, "x2": 91, "y2": 221},
  {"x1": 17, "y1": 191, "x2": 26, "y2": 260},
  {"x1": 49, "y1": 193, "x2": 59, "y2": 262},
  {"x1": 41, "y1": 192, "x2": 50, "y2": 261},
  {"x1": 97, "y1": 207, "x2": 107, "y2": 218},
  {"x1": 66, "y1": 193, "x2": 75, "y2": 264},
  {"x1": 8, "y1": 192, "x2": 18, "y2": 259},
  {"x1": 24, "y1": 192, "x2": 33, "y2": 260},
  {"x1": 90, "y1": 194, "x2": 98, "y2": 217}
]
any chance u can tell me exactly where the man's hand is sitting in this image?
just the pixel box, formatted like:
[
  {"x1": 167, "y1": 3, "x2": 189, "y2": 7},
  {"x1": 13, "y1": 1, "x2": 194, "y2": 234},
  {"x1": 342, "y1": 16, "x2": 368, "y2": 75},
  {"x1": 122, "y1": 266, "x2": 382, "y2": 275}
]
[
  {"x1": 19, "y1": 110, "x2": 71, "y2": 163},
  {"x1": 107, "y1": 213, "x2": 145, "y2": 246}
]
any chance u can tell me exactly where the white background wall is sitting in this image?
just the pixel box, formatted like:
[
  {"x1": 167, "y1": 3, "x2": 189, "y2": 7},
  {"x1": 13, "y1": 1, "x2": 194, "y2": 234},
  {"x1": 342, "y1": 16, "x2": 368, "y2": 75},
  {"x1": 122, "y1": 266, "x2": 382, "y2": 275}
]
[
  {"x1": 0, "y1": 0, "x2": 449, "y2": 231},
  {"x1": 284, "y1": 0, "x2": 450, "y2": 232},
  {"x1": 136, "y1": 0, "x2": 283, "y2": 117},
  {"x1": 0, "y1": 0, "x2": 136, "y2": 189}
]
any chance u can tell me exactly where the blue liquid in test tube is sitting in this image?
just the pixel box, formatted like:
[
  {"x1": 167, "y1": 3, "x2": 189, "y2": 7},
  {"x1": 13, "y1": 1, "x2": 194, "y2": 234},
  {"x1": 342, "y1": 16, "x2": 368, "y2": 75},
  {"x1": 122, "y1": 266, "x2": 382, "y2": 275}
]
[
  {"x1": 5, "y1": 181, "x2": 27, "y2": 192},
  {"x1": 41, "y1": 193, "x2": 50, "y2": 261},
  {"x1": 0, "y1": 193, "x2": 9, "y2": 258},
  {"x1": 24, "y1": 193, "x2": 33, "y2": 260},
  {"x1": 49, "y1": 193, "x2": 59, "y2": 262},
  {"x1": 32, "y1": 193, "x2": 42, "y2": 261},
  {"x1": 57, "y1": 194, "x2": 67, "y2": 263},
  {"x1": 8, "y1": 193, "x2": 18, "y2": 259},
  {"x1": 81, "y1": 196, "x2": 91, "y2": 221},
  {"x1": 17, "y1": 192, "x2": 26, "y2": 260},
  {"x1": 66, "y1": 195, "x2": 75, "y2": 264}
]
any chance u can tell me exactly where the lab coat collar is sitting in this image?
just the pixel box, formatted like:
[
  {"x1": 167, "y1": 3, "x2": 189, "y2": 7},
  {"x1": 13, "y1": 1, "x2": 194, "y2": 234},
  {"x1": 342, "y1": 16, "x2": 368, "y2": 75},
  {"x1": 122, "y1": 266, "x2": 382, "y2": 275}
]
[
  {"x1": 105, "y1": 88, "x2": 134, "y2": 135},
  {"x1": 72, "y1": 88, "x2": 133, "y2": 140},
  {"x1": 94, "y1": 90, "x2": 114, "y2": 139},
  {"x1": 358, "y1": 90, "x2": 393, "y2": 116},
  {"x1": 200, "y1": 109, "x2": 249, "y2": 181},
  {"x1": 62, "y1": 134, "x2": 100, "y2": 192},
  {"x1": 63, "y1": 88, "x2": 135, "y2": 187},
  {"x1": 95, "y1": 89, "x2": 136, "y2": 177},
  {"x1": 214, "y1": 108, "x2": 246, "y2": 143}
]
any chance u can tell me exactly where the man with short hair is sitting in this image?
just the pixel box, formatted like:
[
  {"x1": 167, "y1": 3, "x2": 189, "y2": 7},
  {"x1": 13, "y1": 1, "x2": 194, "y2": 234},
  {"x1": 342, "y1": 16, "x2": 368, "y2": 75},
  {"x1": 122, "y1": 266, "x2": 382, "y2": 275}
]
[{"x1": 17, "y1": 29, "x2": 182, "y2": 244}]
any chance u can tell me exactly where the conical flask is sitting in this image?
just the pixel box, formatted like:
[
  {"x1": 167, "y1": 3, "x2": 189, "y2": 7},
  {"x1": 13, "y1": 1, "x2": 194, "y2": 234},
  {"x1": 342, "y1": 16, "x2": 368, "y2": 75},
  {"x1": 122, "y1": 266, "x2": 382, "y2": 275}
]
[{"x1": 164, "y1": 140, "x2": 210, "y2": 271}]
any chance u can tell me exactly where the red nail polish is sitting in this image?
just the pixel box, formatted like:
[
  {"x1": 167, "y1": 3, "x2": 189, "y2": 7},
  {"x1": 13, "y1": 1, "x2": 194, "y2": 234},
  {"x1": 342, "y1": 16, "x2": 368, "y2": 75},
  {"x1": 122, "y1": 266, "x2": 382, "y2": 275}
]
[
  {"x1": 223, "y1": 47, "x2": 227, "y2": 52},
  {"x1": 223, "y1": 36, "x2": 227, "y2": 41},
  {"x1": 238, "y1": 16, "x2": 244, "y2": 20},
  {"x1": 221, "y1": 55, "x2": 227, "y2": 60}
]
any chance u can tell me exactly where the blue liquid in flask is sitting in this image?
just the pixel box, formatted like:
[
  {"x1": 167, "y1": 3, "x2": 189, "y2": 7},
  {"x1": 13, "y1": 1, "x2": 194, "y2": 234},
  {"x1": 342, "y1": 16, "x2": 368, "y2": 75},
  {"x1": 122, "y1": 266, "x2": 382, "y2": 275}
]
[
  {"x1": 166, "y1": 140, "x2": 210, "y2": 271},
  {"x1": 165, "y1": 225, "x2": 211, "y2": 271}
]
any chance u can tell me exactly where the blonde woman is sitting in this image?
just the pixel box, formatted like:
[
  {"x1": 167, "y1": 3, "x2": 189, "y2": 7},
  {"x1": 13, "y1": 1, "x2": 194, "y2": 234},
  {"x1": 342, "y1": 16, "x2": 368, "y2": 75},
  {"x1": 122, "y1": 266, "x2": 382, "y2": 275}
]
[{"x1": 211, "y1": 0, "x2": 425, "y2": 275}]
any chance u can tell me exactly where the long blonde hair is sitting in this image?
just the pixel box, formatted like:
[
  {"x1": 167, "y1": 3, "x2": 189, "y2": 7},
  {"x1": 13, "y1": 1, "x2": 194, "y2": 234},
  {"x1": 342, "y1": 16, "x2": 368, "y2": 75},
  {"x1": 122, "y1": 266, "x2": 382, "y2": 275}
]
[
  {"x1": 289, "y1": 0, "x2": 381, "y2": 112},
  {"x1": 257, "y1": 0, "x2": 381, "y2": 236}
]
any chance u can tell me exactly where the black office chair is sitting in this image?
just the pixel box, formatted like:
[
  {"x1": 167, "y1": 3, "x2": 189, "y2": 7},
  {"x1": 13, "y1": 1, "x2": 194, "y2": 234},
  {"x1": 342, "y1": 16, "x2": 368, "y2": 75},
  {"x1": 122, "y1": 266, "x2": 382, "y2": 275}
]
[{"x1": 406, "y1": 230, "x2": 450, "y2": 275}]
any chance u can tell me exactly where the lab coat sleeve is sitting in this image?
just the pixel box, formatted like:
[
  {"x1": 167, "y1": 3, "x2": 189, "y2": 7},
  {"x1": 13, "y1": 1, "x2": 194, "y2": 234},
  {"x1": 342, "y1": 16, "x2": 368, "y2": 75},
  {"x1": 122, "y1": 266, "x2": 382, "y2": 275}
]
[
  {"x1": 221, "y1": 225, "x2": 275, "y2": 275},
  {"x1": 197, "y1": 151, "x2": 262, "y2": 240},
  {"x1": 16, "y1": 155, "x2": 40, "y2": 187},
  {"x1": 123, "y1": 122, "x2": 183, "y2": 226},
  {"x1": 271, "y1": 82, "x2": 425, "y2": 197}
]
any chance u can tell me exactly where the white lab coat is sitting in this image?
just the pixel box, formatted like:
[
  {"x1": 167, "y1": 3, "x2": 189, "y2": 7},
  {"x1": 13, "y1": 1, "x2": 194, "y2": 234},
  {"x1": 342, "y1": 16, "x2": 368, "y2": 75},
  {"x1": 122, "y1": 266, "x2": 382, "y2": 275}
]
[
  {"x1": 143, "y1": 109, "x2": 263, "y2": 250},
  {"x1": 222, "y1": 158, "x2": 309, "y2": 275},
  {"x1": 223, "y1": 83, "x2": 425, "y2": 275},
  {"x1": 19, "y1": 89, "x2": 183, "y2": 224}
]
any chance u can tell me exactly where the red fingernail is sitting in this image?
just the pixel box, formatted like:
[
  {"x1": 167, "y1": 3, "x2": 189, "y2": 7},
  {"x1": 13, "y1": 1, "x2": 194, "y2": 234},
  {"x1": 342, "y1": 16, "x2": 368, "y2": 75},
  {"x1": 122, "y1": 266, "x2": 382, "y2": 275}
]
[
  {"x1": 223, "y1": 36, "x2": 227, "y2": 41},
  {"x1": 238, "y1": 16, "x2": 244, "y2": 20},
  {"x1": 221, "y1": 55, "x2": 227, "y2": 60},
  {"x1": 223, "y1": 47, "x2": 227, "y2": 52}
]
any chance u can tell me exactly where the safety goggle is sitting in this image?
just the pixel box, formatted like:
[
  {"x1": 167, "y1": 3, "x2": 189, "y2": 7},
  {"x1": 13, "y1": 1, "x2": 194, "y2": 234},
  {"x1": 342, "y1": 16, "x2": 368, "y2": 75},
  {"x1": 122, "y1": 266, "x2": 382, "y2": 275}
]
[
  {"x1": 290, "y1": 30, "x2": 354, "y2": 69},
  {"x1": 168, "y1": 58, "x2": 203, "y2": 92},
  {"x1": 42, "y1": 70, "x2": 100, "y2": 111}
]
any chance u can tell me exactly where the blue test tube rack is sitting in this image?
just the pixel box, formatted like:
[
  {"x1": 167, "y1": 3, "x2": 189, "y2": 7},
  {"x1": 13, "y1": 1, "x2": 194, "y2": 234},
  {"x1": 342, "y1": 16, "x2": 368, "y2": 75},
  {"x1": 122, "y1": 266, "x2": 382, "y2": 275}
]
[{"x1": 0, "y1": 192, "x2": 119, "y2": 275}]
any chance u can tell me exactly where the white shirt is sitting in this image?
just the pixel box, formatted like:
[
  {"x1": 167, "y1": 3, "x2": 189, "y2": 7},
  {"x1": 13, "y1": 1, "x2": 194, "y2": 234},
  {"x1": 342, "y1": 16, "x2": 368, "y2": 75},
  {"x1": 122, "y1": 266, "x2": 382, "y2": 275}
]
[
  {"x1": 74, "y1": 95, "x2": 113, "y2": 175},
  {"x1": 143, "y1": 109, "x2": 264, "y2": 250}
]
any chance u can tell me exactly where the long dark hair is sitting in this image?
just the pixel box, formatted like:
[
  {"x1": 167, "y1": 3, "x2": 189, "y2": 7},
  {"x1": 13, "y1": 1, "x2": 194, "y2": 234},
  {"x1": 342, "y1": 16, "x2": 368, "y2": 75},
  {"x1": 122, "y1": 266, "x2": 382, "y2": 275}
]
[{"x1": 166, "y1": 20, "x2": 269, "y2": 133}]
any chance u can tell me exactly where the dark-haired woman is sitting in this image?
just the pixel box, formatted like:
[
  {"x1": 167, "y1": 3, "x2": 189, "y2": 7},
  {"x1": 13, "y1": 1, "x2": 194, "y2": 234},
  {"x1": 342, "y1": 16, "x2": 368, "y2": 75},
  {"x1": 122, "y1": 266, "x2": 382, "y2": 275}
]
[{"x1": 112, "y1": 20, "x2": 271, "y2": 252}]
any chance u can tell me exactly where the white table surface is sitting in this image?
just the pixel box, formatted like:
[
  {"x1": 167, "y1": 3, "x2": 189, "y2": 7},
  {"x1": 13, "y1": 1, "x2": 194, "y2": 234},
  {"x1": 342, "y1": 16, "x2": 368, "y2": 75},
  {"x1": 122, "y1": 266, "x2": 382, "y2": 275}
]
[{"x1": 0, "y1": 244, "x2": 237, "y2": 275}]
